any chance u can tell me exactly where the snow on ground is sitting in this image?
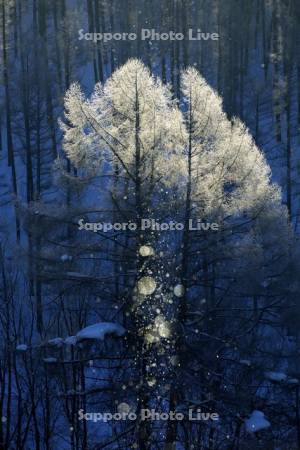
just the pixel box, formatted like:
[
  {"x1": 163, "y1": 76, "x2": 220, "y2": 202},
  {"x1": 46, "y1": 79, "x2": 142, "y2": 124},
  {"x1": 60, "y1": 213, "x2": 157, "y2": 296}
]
[
  {"x1": 60, "y1": 254, "x2": 73, "y2": 262},
  {"x1": 240, "y1": 359, "x2": 251, "y2": 366},
  {"x1": 76, "y1": 322, "x2": 126, "y2": 341},
  {"x1": 264, "y1": 371, "x2": 287, "y2": 382},
  {"x1": 16, "y1": 344, "x2": 28, "y2": 352},
  {"x1": 245, "y1": 410, "x2": 270, "y2": 433},
  {"x1": 64, "y1": 336, "x2": 77, "y2": 345},
  {"x1": 43, "y1": 357, "x2": 58, "y2": 363},
  {"x1": 47, "y1": 337, "x2": 64, "y2": 347},
  {"x1": 286, "y1": 378, "x2": 299, "y2": 385}
]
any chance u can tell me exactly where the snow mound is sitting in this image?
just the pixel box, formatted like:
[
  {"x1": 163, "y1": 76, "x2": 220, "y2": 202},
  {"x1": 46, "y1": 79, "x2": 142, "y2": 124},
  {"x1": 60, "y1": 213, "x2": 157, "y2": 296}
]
[
  {"x1": 61, "y1": 254, "x2": 73, "y2": 262},
  {"x1": 64, "y1": 336, "x2": 77, "y2": 345},
  {"x1": 287, "y1": 378, "x2": 299, "y2": 385},
  {"x1": 43, "y1": 357, "x2": 57, "y2": 363},
  {"x1": 16, "y1": 344, "x2": 28, "y2": 352},
  {"x1": 48, "y1": 338, "x2": 64, "y2": 348},
  {"x1": 264, "y1": 371, "x2": 287, "y2": 382},
  {"x1": 245, "y1": 410, "x2": 270, "y2": 433},
  {"x1": 76, "y1": 322, "x2": 126, "y2": 341},
  {"x1": 240, "y1": 359, "x2": 251, "y2": 366}
]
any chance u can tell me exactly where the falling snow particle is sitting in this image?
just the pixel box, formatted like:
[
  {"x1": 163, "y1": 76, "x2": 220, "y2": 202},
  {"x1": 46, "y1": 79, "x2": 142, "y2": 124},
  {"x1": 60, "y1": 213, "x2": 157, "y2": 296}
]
[
  {"x1": 117, "y1": 402, "x2": 131, "y2": 414},
  {"x1": 173, "y1": 284, "x2": 185, "y2": 297},
  {"x1": 155, "y1": 315, "x2": 171, "y2": 338},
  {"x1": 137, "y1": 277, "x2": 156, "y2": 295},
  {"x1": 147, "y1": 378, "x2": 156, "y2": 387},
  {"x1": 139, "y1": 245, "x2": 154, "y2": 257}
]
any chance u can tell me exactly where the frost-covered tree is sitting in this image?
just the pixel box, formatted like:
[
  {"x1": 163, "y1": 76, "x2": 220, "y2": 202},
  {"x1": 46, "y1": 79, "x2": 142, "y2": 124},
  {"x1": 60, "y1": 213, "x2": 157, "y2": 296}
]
[
  {"x1": 58, "y1": 59, "x2": 188, "y2": 448},
  {"x1": 55, "y1": 60, "x2": 294, "y2": 449},
  {"x1": 177, "y1": 66, "x2": 289, "y2": 312},
  {"x1": 164, "y1": 67, "x2": 292, "y2": 448},
  {"x1": 61, "y1": 58, "x2": 184, "y2": 199}
]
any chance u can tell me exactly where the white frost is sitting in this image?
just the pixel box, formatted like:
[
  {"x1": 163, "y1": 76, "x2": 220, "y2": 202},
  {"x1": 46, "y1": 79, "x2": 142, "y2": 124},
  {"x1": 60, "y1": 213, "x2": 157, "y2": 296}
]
[
  {"x1": 76, "y1": 322, "x2": 126, "y2": 341},
  {"x1": 245, "y1": 410, "x2": 270, "y2": 433}
]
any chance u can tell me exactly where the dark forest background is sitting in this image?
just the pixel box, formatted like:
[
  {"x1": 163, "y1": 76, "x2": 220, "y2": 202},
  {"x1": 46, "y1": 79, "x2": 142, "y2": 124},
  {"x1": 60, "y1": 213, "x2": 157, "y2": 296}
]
[{"x1": 1, "y1": 1, "x2": 300, "y2": 449}]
